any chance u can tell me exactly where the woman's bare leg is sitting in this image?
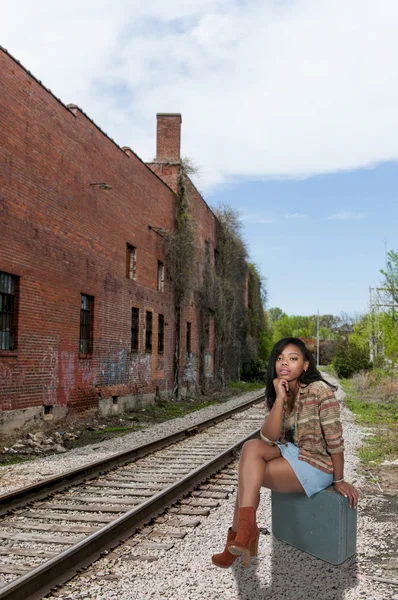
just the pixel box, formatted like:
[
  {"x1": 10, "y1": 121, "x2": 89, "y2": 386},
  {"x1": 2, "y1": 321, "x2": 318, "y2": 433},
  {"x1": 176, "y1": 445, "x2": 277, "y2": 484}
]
[
  {"x1": 238, "y1": 440, "x2": 282, "y2": 508},
  {"x1": 231, "y1": 440, "x2": 281, "y2": 529}
]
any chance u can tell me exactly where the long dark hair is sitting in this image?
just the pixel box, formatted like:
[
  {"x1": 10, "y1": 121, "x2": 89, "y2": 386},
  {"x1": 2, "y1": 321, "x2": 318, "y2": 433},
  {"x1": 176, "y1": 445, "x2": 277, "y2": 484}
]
[{"x1": 266, "y1": 337, "x2": 336, "y2": 410}]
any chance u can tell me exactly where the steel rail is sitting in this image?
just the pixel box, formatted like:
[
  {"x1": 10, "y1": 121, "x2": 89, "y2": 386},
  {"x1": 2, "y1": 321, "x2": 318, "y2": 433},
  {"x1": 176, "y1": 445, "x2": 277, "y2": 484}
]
[
  {"x1": 0, "y1": 393, "x2": 264, "y2": 516},
  {"x1": 0, "y1": 427, "x2": 261, "y2": 600}
]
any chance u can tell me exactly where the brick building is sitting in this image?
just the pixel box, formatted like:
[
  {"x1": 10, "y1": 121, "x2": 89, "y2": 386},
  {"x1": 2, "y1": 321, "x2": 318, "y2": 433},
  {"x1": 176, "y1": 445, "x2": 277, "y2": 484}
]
[{"x1": 0, "y1": 48, "x2": 221, "y2": 432}]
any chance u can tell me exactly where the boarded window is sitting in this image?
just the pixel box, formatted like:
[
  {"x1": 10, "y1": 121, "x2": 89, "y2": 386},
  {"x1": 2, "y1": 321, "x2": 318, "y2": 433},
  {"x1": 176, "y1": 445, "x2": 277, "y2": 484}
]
[
  {"x1": 0, "y1": 271, "x2": 18, "y2": 351},
  {"x1": 158, "y1": 261, "x2": 164, "y2": 292},
  {"x1": 126, "y1": 244, "x2": 137, "y2": 280},
  {"x1": 186, "y1": 322, "x2": 192, "y2": 355},
  {"x1": 158, "y1": 314, "x2": 164, "y2": 353},
  {"x1": 131, "y1": 307, "x2": 139, "y2": 351},
  {"x1": 145, "y1": 311, "x2": 153, "y2": 352},
  {"x1": 80, "y1": 294, "x2": 94, "y2": 355}
]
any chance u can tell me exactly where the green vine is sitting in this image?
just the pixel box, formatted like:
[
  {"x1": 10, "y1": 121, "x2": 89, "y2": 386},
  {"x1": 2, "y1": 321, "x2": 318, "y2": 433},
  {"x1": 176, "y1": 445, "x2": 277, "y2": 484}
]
[{"x1": 164, "y1": 159, "x2": 197, "y2": 398}]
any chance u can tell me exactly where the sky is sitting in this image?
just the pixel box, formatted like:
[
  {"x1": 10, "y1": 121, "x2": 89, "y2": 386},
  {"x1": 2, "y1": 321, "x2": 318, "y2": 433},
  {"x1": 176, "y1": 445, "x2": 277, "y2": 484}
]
[{"x1": 1, "y1": 0, "x2": 397, "y2": 316}]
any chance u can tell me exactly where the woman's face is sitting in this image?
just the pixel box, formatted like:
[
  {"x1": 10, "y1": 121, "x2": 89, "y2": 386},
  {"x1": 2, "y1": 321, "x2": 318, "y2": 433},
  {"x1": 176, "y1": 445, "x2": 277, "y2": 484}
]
[{"x1": 275, "y1": 344, "x2": 309, "y2": 381}]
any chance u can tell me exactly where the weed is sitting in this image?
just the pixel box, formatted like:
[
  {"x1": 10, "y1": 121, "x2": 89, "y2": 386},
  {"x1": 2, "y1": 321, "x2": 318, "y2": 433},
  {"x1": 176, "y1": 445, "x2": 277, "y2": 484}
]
[
  {"x1": 340, "y1": 376, "x2": 398, "y2": 467},
  {"x1": 229, "y1": 381, "x2": 264, "y2": 392},
  {"x1": 94, "y1": 426, "x2": 132, "y2": 434}
]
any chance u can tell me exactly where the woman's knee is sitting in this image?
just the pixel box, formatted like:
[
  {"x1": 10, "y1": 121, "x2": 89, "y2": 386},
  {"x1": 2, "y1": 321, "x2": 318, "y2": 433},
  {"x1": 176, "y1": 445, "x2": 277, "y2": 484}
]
[{"x1": 241, "y1": 439, "x2": 265, "y2": 455}]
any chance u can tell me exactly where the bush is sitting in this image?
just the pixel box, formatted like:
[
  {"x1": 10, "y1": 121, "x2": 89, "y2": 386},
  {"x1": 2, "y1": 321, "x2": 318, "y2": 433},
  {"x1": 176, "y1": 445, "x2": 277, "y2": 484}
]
[
  {"x1": 332, "y1": 342, "x2": 371, "y2": 379},
  {"x1": 240, "y1": 360, "x2": 267, "y2": 383}
]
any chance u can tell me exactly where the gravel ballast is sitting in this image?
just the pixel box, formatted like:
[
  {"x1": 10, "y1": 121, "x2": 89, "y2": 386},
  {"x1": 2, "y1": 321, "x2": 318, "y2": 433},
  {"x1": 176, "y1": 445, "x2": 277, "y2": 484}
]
[
  {"x1": 1, "y1": 381, "x2": 396, "y2": 599},
  {"x1": 40, "y1": 377, "x2": 397, "y2": 600},
  {"x1": 0, "y1": 390, "x2": 263, "y2": 495}
]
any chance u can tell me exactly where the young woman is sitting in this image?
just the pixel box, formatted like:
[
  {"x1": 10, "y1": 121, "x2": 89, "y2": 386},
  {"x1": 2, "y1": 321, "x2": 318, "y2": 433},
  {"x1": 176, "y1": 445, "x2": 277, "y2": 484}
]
[{"x1": 211, "y1": 337, "x2": 358, "y2": 568}]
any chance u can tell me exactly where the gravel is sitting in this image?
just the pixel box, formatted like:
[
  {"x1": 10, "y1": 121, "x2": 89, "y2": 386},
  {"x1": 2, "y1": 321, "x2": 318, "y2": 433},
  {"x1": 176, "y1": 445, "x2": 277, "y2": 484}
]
[
  {"x1": 0, "y1": 390, "x2": 263, "y2": 494},
  {"x1": 2, "y1": 380, "x2": 396, "y2": 599},
  {"x1": 42, "y1": 376, "x2": 397, "y2": 599}
]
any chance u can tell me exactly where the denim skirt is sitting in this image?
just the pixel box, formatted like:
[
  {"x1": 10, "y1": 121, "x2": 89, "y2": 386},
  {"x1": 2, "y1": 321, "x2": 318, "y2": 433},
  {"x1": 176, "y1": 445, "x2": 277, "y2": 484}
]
[{"x1": 277, "y1": 441, "x2": 333, "y2": 497}]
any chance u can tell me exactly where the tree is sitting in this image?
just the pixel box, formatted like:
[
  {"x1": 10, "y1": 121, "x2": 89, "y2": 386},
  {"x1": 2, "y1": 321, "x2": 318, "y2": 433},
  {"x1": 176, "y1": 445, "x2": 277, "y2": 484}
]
[
  {"x1": 269, "y1": 307, "x2": 286, "y2": 323},
  {"x1": 380, "y1": 249, "x2": 398, "y2": 321}
]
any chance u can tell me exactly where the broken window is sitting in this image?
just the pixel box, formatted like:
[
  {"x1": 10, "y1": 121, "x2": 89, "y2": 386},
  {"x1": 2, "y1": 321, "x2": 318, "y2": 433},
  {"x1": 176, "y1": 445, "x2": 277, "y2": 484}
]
[
  {"x1": 126, "y1": 244, "x2": 137, "y2": 280},
  {"x1": 158, "y1": 261, "x2": 164, "y2": 292},
  {"x1": 131, "y1": 307, "x2": 139, "y2": 352},
  {"x1": 145, "y1": 311, "x2": 153, "y2": 352},
  {"x1": 0, "y1": 271, "x2": 18, "y2": 351},
  {"x1": 158, "y1": 314, "x2": 164, "y2": 353},
  {"x1": 186, "y1": 321, "x2": 192, "y2": 355},
  {"x1": 80, "y1": 294, "x2": 94, "y2": 355}
]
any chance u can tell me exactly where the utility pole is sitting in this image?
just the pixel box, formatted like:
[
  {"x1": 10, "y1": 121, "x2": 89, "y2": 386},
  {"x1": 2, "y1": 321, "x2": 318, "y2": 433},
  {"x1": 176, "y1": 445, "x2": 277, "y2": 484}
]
[{"x1": 316, "y1": 309, "x2": 320, "y2": 367}]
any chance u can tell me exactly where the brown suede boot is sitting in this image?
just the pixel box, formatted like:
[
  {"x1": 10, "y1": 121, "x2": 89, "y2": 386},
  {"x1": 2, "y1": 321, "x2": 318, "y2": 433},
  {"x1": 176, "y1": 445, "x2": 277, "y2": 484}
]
[
  {"x1": 211, "y1": 528, "x2": 238, "y2": 568},
  {"x1": 228, "y1": 507, "x2": 259, "y2": 568}
]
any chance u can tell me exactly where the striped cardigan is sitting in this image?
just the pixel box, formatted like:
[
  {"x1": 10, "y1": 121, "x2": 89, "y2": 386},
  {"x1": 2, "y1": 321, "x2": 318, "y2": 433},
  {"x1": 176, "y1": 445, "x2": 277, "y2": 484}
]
[{"x1": 264, "y1": 380, "x2": 344, "y2": 474}]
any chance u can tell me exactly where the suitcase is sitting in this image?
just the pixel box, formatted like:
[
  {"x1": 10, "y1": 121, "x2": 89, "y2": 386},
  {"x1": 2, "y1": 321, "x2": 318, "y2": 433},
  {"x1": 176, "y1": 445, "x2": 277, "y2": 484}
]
[{"x1": 271, "y1": 487, "x2": 357, "y2": 564}]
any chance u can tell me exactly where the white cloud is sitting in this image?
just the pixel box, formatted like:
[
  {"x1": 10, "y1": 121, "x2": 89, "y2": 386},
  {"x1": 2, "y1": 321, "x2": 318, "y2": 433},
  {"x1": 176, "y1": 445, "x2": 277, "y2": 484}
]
[
  {"x1": 327, "y1": 212, "x2": 368, "y2": 220},
  {"x1": 241, "y1": 213, "x2": 275, "y2": 224},
  {"x1": 285, "y1": 213, "x2": 307, "y2": 219},
  {"x1": 2, "y1": 1, "x2": 398, "y2": 189}
]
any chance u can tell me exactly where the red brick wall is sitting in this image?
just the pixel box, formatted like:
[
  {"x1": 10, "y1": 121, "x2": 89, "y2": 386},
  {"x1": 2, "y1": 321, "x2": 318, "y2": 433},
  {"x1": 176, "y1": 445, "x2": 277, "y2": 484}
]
[{"x1": 0, "y1": 49, "x2": 178, "y2": 413}]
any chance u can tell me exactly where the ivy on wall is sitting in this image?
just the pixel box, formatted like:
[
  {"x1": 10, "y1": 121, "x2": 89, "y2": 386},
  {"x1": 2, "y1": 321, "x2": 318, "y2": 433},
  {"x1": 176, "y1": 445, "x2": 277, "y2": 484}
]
[{"x1": 165, "y1": 167, "x2": 268, "y2": 396}]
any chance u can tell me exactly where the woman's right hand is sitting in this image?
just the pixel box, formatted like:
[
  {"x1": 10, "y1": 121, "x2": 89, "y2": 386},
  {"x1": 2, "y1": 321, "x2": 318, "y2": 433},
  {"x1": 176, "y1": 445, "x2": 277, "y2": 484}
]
[{"x1": 273, "y1": 378, "x2": 288, "y2": 404}]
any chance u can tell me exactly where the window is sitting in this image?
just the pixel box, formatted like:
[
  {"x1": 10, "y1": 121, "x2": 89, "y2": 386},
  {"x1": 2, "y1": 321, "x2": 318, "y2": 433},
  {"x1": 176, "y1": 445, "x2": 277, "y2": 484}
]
[
  {"x1": 131, "y1": 307, "x2": 139, "y2": 352},
  {"x1": 186, "y1": 322, "x2": 192, "y2": 355},
  {"x1": 145, "y1": 311, "x2": 153, "y2": 352},
  {"x1": 157, "y1": 261, "x2": 164, "y2": 292},
  {"x1": 0, "y1": 271, "x2": 18, "y2": 351},
  {"x1": 80, "y1": 294, "x2": 94, "y2": 354},
  {"x1": 126, "y1": 244, "x2": 137, "y2": 280},
  {"x1": 158, "y1": 314, "x2": 164, "y2": 353}
]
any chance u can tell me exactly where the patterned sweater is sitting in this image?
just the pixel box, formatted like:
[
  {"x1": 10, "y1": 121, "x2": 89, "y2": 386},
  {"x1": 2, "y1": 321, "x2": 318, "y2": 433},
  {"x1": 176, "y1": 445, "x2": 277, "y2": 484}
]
[{"x1": 263, "y1": 380, "x2": 344, "y2": 474}]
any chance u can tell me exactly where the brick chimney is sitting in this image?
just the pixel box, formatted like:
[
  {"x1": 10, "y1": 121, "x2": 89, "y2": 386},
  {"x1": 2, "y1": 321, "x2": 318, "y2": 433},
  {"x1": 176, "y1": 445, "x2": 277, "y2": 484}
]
[{"x1": 156, "y1": 113, "x2": 182, "y2": 162}]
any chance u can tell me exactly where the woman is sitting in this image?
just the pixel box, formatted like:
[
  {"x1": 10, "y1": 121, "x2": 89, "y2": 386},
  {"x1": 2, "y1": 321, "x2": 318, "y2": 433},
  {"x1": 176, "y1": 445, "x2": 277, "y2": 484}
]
[{"x1": 211, "y1": 337, "x2": 358, "y2": 568}]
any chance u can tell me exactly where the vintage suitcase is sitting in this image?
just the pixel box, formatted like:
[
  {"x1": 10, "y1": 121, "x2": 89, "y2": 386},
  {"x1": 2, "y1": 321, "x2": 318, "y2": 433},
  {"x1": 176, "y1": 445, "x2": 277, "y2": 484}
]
[{"x1": 271, "y1": 487, "x2": 357, "y2": 564}]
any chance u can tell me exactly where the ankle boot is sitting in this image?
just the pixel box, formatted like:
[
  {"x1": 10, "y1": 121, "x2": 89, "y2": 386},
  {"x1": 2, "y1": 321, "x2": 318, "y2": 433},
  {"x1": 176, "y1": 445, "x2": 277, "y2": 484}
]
[
  {"x1": 211, "y1": 527, "x2": 238, "y2": 568},
  {"x1": 228, "y1": 506, "x2": 259, "y2": 568}
]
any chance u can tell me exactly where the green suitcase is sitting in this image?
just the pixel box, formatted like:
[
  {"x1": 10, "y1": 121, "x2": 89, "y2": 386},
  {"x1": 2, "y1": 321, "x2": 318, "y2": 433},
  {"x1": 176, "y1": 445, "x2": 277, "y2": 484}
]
[{"x1": 271, "y1": 487, "x2": 357, "y2": 564}]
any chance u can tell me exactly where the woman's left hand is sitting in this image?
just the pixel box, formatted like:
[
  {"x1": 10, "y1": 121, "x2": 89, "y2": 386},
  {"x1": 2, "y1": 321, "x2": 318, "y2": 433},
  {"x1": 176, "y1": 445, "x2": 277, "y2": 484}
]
[{"x1": 334, "y1": 481, "x2": 358, "y2": 509}]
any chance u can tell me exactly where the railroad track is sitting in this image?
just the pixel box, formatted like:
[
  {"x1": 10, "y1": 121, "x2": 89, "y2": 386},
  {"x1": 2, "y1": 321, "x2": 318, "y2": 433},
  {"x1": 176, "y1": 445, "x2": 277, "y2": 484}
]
[{"x1": 0, "y1": 394, "x2": 265, "y2": 600}]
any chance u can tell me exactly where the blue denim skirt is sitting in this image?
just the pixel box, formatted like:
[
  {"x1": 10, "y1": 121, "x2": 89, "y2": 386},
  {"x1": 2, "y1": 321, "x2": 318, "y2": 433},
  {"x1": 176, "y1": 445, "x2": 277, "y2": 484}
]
[{"x1": 277, "y1": 442, "x2": 333, "y2": 497}]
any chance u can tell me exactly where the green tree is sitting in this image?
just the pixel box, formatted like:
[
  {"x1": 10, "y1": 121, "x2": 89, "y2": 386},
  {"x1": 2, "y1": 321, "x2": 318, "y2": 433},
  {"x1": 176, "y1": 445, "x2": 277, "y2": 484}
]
[
  {"x1": 272, "y1": 314, "x2": 316, "y2": 342},
  {"x1": 380, "y1": 250, "x2": 398, "y2": 315},
  {"x1": 332, "y1": 341, "x2": 371, "y2": 378},
  {"x1": 269, "y1": 307, "x2": 286, "y2": 323}
]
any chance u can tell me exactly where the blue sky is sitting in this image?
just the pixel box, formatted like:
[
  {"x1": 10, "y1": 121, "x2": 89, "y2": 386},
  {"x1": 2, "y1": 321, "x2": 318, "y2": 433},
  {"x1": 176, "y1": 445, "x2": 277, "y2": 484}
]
[
  {"x1": 1, "y1": 0, "x2": 398, "y2": 317},
  {"x1": 208, "y1": 163, "x2": 397, "y2": 315}
]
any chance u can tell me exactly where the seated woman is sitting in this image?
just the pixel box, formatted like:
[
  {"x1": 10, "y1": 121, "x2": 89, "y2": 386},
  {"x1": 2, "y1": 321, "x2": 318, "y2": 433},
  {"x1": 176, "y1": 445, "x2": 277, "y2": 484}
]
[{"x1": 211, "y1": 337, "x2": 358, "y2": 568}]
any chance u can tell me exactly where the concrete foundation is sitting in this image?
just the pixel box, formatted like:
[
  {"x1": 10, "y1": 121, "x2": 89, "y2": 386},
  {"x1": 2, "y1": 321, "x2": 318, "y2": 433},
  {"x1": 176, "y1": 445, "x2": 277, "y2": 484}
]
[
  {"x1": 0, "y1": 405, "x2": 68, "y2": 435},
  {"x1": 98, "y1": 390, "x2": 170, "y2": 417}
]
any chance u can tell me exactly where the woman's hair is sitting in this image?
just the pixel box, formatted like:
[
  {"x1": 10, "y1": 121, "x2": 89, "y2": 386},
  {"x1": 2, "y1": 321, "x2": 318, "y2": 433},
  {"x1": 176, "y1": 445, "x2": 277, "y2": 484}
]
[{"x1": 265, "y1": 337, "x2": 336, "y2": 410}]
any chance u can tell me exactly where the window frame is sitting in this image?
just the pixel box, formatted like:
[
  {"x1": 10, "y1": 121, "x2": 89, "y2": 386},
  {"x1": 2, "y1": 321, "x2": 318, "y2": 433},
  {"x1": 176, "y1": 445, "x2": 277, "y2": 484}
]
[
  {"x1": 0, "y1": 271, "x2": 18, "y2": 352},
  {"x1": 79, "y1": 294, "x2": 94, "y2": 356},
  {"x1": 157, "y1": 260, "x2": 165, "y2": 292},
  {"x1": 186, "y1": 321, "x2": 192, "y2": 356},
  {"x1": 126, "y1": 244, "x2": 137, "y2": 280},
  {"x1": 145, "y1": 311, "x2": 153, "y2": 353},
  {"x1": 158, "y1": 314, "x2": 164, "y2": 353},
  {"x1": 131, "y1": 307, "x2": 139, "y2": 352}
]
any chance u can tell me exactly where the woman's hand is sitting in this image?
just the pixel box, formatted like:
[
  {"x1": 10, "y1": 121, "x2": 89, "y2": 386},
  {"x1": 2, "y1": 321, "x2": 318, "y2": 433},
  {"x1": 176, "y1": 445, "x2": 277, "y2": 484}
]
[
  {"x1": 334, "y1": 481, "x2": 359, "y2": 509},
  {"x1": 273, "y1": 378, "x2": 288, "y2": 404}
]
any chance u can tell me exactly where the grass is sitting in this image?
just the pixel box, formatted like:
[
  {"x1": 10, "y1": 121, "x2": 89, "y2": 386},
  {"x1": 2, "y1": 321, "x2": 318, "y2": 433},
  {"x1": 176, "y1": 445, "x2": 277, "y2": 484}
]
[
  {"x1": 0, "y1": 455, "x2": 34, "y2": 466},
  {"x1": 319, "y1": 364, "x2": 337, "y2": 378},
  {"x1": 94, "y1": 426, "x2": 133, "y2": 434},
  {"x1": 228, "y1": 381, "x2": 265, "y2": 392},
  {"x1": 340, "y1": 376, "x2": 398, "y2": 467}
]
